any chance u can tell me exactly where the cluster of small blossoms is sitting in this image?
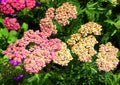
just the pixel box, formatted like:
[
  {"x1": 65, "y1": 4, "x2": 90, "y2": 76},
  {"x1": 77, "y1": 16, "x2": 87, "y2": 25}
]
[
  {"x1": 40, "y1": 17, "x2": 57, "y2": 37},
  {"x1": 78, "y1": 22, "x2": 102, "y2": 37},
  {"x1": 67, "y1": 22, "x2": 102, "y2": 62},
  {"x1": 3, "y1": 30, "x2": 62, "y2": 74},
  {"x1": 45, "y1": 7, "x2": 55, "y2": 19},
  {"x1": 67, "y1": 33, "x2": 82, "y2": 45},
  {"x1": 53, "y1": 42, "x2": 73, "y2": 66},
  {"x1": 71, "y1": 35, "x2": 98, "y2": 62},
  {"x1": 0, "y1": 2, "x2": 15, "y2": 14},
  {"x1": 3, "y1": 17, "x2": 20, "y2": 30},
  {"x1": 55, "y1": 2, "x2": 77, "y2": 26},
  {"x1": 96, "y1": 42, "x2": 119, "y2": 72},
  {"x1": 0, "y1": 0, "x2": 36, "y2": 14},
  {"x1": 39, "y1": 7, "x2": 57, "y2": 37}
]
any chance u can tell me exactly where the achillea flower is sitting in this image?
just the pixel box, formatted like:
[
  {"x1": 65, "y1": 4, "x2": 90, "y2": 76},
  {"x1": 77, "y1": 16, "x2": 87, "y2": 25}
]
[
  {"x1": 25, "y1": 0, "x2": 36, "y2": 9},
  {"x1": 78, "y1": 22, "x2": 102, "y2": 37},
  {"x1": 0, "y1": 0, "x2": 36, "y2": 14},
  {"x1": 96, "y1": 42, "x2": 119, "y2": 72},
  {"x1": 3, "y1": 30, "x2": 62, "y2": 74},
  {"x1": 71, "y1": 35, "x2": 98, "y2": 62},
  {"x1": 67, "y1": 33, "x2": 82, "y2": 45},
  {"x1": 0, "y1": 2, "x2": 15, "y2": 14},
  {"x1": 24, "y1": 48, "x2": 46, "y2": 74},
  {"x1": 39, "y1": 17, "x2": 57, "y2": 37},
  {"x1": 11, "y1": 0, "x2": 25, "y2": 10},
  {"x1": 45, "y1": 7, "x2": 55, "y2": 19},
  {"x1": 55, "y1": 2, "x2": 77, "y2": 26},
  {"x1": 3, "y1": 17, "x2": 20, "y2": 30},
  {"x1": 53, "y1": 42, "x2": 73, "y2": 66}
]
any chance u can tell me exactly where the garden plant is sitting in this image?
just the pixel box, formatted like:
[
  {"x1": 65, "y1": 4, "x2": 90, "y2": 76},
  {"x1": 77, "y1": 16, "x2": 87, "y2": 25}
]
[{"x1": 0, "y1": 0, "x2": 120, "y2": 85}]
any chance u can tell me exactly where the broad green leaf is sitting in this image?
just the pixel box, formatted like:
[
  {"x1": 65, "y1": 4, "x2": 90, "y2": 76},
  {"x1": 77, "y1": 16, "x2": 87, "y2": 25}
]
[
  {"x1": 21, "y1": 22, "x2": 28, "y2": 31},
  {"x1": 7, "y1": 36, "x2": 17, "y2": 44},
  {"x1": 9, "y1": 30, "x2": 18, "y2": 37},
  {"x1": 0, "y1": 28, "x2": 8, "y2": 38}
]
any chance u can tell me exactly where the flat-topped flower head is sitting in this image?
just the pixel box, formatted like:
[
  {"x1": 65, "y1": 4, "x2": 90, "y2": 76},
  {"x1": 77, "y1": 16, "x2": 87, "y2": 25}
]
[
  {"x1": 96, "y1": 42, "x2": 119, "y2": 72},
  {"x1": 3, "y1": 17, "x2": 20, "y2": 30},
  {"x1": 55, "y1": 2, "x2": 77, "y2": 26},
  {"x1": 53, "y1": 42, "x2": 73, "y2": 66},
  {"x1": 78, "y1": 22, "x2": 102, "y2": 37},
  {"x1": 45, "y1": 7, "x2": 55, "y2": 19},
  {"x1": 71, "y1": 35, "x2": 98, "y2": 62}
]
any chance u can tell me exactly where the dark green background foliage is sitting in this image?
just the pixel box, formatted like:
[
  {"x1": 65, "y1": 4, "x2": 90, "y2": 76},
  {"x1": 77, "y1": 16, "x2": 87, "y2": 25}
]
[{"x1": 0, "y1": 0, "x2": 120, "y2": 85}]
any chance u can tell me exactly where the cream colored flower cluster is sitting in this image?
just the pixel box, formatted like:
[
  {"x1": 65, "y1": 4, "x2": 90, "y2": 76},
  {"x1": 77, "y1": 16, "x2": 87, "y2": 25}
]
[
  {"x1": 78, "y1": 22, "x2": 102, "y2": 37},
  {"x1": 71, "y1": 35, "x2": 98, "y2": 62},
  {"x1": 67, "y1": 22, "x2": 102, "y2": 62},
  {"x1": 96, "y1": 42, "x2": 119, "y2": 72},
  {"x1": 55, "y1": 2, "x2": 77, "y2": 26},
  {"x1": 53, "y1": 42, "x2": 73, "y2": 66}
]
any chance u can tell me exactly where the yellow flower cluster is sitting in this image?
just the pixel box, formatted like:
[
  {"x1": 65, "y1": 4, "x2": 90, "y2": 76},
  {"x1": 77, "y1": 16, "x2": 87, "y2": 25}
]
[
  {"x1": 55, "y1": 2, "x2": 77, "y2": 26},
  {"x1": 71, "y1": 35, "x2": 98, "y2": 62},
  {"x1": 67, "y1": 22, "x2": 102, "y2": 62},
  {"x1": 53, "y1": 42, "x2": 73, "y2": 66},
  {"x1": 78, "y1": 22, "x2": 102, "y2": 37},
  {"x1": 96, "y1": 42, "x2": 119, "y2": 72}
]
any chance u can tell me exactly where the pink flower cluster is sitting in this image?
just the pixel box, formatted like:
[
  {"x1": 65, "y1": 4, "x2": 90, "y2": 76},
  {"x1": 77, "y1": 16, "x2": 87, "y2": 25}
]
[
  {"x1": 3, "y1": 30, "x2": 62, "y2": 74},
  {"x1": 3, "y1": 17, "x2": 20, "y2": 30},
  {"x1": 0, "y1": 2, "x2": 15, "y2": 14},
  {"x1": 0, "y1": 0, "x2": 36, "y2": 14},
  {"x1": 39, "y1": 7, "x2": 57, "y2": 37}
]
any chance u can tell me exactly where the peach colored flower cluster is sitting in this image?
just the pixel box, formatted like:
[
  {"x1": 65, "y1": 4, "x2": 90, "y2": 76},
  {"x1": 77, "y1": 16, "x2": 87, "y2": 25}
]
[
  {"x1": 39, "y1": 7, "x2": 57, "y2": 37},
  {"x1": 96, "y1": 42, "x2": 119, "y2": 72},
  {"x1": 78, "y1": 22, "x2": 102, "y2": 37},
  {"x1": 53, "y1": 42, "x2": 73, "y2": 66},
  {"x1": 55, "y1": 2, "x2": 77, "y2": 26},
  {"x1": 45, "y1": 7, "x2": 55, "y2": 19},
  {"x1": 71, "y1": 35, "x2": 98, "y2": 62},
  {"x1": 40, "y1": 17, "x2": 57, "y2": 37},
  {"x1": 0, "y1": 0, "x2": 36, "y2": 14},
  {"x1": 3, "y1": 17, "x2": 20, "y2": 30},
  {"x1": 67, "y1": 22, "x2": 102, "y2": 62},
  {"x1": 3, "y1": 30, "x2": 62, "y2": 74}
]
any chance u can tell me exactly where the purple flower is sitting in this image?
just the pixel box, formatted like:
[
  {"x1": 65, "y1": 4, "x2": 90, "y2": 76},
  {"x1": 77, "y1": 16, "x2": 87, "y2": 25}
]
[
  {"x1": 14, "y1": 74, "x2": 23, "y2": 80},
  {"x1": 36, "y1": 2, "x2": 41, "y2": 6},
  {"x1": 9, "y1": 59, "x2": 20, "y2": 66}
]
